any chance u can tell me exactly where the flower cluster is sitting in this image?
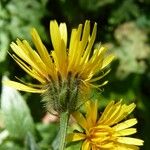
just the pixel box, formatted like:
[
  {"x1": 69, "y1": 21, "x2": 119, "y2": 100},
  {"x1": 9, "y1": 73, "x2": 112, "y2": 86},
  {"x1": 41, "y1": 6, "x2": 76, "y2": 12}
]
[{"x1": 5, "y1": 20, "x2": 144, "y2": 149}]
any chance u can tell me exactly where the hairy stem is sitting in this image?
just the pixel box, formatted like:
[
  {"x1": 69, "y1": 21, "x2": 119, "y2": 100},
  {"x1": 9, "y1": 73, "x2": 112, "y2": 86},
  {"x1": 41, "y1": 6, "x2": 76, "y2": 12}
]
[{"x1": 59, "y1": 111, "x2": 69, "y2": 150}]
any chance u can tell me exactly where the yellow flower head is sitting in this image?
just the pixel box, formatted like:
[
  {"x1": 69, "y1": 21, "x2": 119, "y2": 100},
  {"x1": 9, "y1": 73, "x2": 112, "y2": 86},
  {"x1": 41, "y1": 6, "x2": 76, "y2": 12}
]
[
  {"x1": 4, "y1": 20, "x2": 114, "y2": 112},
  {"x1": 67, "y1": 100, "x2": 144, "y2": 150}
]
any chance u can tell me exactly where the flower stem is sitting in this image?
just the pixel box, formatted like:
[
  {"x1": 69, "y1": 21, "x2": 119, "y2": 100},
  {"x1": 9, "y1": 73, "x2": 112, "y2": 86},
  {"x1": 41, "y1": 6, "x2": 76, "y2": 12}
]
[{"x1": 59, "y1": 111, "x2": 69, "y2": 150}]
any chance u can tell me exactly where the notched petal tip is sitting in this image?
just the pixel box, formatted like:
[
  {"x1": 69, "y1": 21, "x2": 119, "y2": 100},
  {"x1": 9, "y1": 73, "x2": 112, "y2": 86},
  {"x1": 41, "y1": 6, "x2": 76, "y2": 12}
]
[{"x1": 10, "y1": 41, "x2": 16, "y2": 47}]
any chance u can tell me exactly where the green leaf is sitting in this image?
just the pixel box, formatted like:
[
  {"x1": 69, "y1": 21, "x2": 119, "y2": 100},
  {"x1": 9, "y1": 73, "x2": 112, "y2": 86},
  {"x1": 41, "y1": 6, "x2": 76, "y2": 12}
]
[
  {"x1": 25, "y1": 132, "x2": 39, "y2": 150},
  {"x1": 52, "y1": 131, "x2": 59, "y2": 150},
  {"x1": 0, "y1": 32, "x2": 9, "y2": 62},
  {"x1": 1, "y1": 76, "x2": 35, "y2": 139},
  {"x1": 36, "y1": 122, "x2": 58, "y2": 149},
  {"x1": 0, "y1": 130, "x2": 9, "y2": 145},
  {"x1": 0, "y1": 141, "x2": 22, "y2": 150},
  {"x1": 66, "y1": 141, "x2": 82, "y2": 150}
]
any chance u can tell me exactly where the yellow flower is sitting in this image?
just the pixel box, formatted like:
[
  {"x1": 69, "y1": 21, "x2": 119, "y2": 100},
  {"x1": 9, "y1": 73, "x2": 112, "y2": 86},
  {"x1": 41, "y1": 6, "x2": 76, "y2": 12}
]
[
  {"x1": 5, "y1": 20, "x2": 114, "y2": 93},
  {"x1": 4, "y1": 20, "x2": 114, "y2": 112},
  {"x1": 67, "y1": 100, "x2": 144, "y2": 150}
]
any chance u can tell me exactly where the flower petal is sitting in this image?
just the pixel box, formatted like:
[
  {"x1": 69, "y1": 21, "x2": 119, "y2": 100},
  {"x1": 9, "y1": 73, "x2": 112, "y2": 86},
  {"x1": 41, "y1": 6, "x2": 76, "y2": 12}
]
[
  {"x1": 31, "y1": 28, "x2": 54, "y2": 73},
  {"x1": 72, "y1": 112, "x2": 88, "y2": 130},
  {"x1": 113, "y1": 118, "x2": 137, "y2": 131},
  {"x1": 117, "y1": 137, "x2": 144, "y2": 146},
  {"x1": 4, "y1": 80, "x2": 45, "y2": 93},
  {"x1": 82, "y1": 140, "x2": 90, "y2": 150},
  {"x1": 66, "y1": 133, "x2": 86, "y2": 142},
  {"x1": 114, "y1": 128, "x2": 137, "y2": 136},
  {"x1": 59, "y1": 23, "x2": 67, "y2": 46},
  {"x1": 85, "y1": 100, "x2": 98, "y2": 128}
]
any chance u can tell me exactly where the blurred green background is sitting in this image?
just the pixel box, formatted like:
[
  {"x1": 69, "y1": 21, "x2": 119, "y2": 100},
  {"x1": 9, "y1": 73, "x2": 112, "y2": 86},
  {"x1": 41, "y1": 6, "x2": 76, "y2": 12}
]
[{"x1": 0, "y1": 0, "x2": 150, "y2": 149}]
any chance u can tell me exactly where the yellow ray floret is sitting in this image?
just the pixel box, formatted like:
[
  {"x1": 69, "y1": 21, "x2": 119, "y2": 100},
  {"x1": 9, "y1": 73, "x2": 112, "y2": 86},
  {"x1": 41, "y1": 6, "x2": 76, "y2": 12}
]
[
  {"x1": 4, "y1": 20, "x2": 114, "y2": 93},
  {"x1": 67, "y1": 100, "x2": 144, "y2": 150}
]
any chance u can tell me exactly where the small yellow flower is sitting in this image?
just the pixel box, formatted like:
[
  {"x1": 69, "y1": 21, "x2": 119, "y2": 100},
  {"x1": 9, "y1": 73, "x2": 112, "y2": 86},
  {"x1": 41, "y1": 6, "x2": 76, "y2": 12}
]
[
  {"x1": 4, "y1": 20, "x2": 114, "y2": 112},
  {"x1": 67, "y1": 100, "x2": 144, "y2": 150}
]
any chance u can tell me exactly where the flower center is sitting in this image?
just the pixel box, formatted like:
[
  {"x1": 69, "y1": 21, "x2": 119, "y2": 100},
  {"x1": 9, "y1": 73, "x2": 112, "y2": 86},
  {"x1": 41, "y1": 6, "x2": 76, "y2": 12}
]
[{"x1": 87, "y1": 125, "x2": 115, "y2": 148}]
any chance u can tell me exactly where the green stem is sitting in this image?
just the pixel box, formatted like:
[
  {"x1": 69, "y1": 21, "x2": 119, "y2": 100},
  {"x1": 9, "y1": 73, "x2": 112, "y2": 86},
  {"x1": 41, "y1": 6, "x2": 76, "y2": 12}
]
[{"x1": 59, "y1": 111, "x2": 69, "y2": 150}]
